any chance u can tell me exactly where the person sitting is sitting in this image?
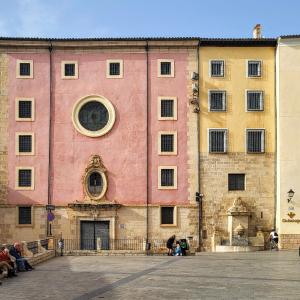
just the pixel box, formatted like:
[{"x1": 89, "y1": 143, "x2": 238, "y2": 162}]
[
  {"x1": 0, "y1": 246, "x2": 17, "y2": 277},
  {"x1": 166, "y1": 235, "x2": 176, "y2": 256},
  {"x1": 0, "y1": 260, "x2": 13, "y2": 280},
  {"x1": 174, "y1": 241, "x2": 182, "y2": 256},
  {"x1": 269, "y1": 229, "x2": 279, "y2": 250},
  {"x1": 180, "y1": 239, "x2": 188, "y2": 256},
  {"x1": 9, "y1": 243, "x2": 33, "y2": 271}
]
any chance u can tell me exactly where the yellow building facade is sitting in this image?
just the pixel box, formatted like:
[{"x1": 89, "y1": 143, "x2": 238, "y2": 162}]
[{"x1": 199, "y1": 40, "x2": 276, "y2": 250}]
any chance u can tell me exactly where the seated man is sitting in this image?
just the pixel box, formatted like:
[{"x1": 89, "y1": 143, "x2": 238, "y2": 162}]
[
  {"x1": 0, "y1": 247, "x2": 17, "y2": 277},
  {"x1": 0, "y1": 260, "x2": 13, "y2": 279},
  {"x1": 9, "y1": 243, "x2": 33, "y2": 272}
]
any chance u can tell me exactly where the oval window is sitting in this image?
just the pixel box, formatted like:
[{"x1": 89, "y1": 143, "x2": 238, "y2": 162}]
[
  {"x1": 88, "y1": 171, "x2": 103, "y2": 197},
  {"x1": 72, "y1": 95, "x2": 116, "y2": 137}
]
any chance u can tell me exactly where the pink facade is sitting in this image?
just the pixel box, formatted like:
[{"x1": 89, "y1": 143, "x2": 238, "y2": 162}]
[{"x1": 8, "y1": 50, "x2": 189, "y2": 206}]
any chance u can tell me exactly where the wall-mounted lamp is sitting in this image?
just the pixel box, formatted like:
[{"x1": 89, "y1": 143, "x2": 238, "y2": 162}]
[
  {"x1": 195, "y1": 192, "x2": 204, "y2": 203},
  {"x1": 287, "y1": 189, "x2": 295, "y2": 203}
]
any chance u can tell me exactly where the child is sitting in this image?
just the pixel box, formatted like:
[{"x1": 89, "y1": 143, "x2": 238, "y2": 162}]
[{"x1": 174, "y1": 241, "x2": 182, "y2": 256}]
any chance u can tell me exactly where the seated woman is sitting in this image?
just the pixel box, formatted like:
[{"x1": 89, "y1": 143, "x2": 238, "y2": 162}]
[
  {"x1": 0, "y1": 247, "x2": 17, "y2": 277},
  {"x1": 174, "y1": 241, "x2": 182, "y2": 256},
  {"x1": 9, "y1": 243, "x2": 33, "y2": 272}
]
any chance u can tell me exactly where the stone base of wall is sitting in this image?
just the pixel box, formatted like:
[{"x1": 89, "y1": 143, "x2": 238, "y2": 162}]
[
  {"x1": 279, "y1": 234, "x2": 300, "y2": 250},
  {"x1": 27, "y1": 250, "x2": 55, "y2": 266}
]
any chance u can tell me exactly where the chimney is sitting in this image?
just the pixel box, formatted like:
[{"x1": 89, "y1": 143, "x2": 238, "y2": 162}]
[{"x1": 253, "y1": 24, "x2": 262, "y2": 39}]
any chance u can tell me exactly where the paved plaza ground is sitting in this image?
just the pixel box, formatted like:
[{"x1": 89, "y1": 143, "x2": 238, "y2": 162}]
[{"x1": 1, "y1": 251, "x2": 300, "y2": 299}]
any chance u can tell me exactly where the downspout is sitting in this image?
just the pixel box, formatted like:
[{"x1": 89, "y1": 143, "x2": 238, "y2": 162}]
[
  {"x1": 146, "y1": 41, "x2": 149, "y2": 249},
  {"x1": 197, "y1": 40, "x2": 202, "y2": 250},
  {"x1": 47, "y1": 42, "x2": 53, "y2": 236}
]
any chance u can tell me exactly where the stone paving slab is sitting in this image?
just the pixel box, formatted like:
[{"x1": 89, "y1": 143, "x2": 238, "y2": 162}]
[{"x1": 1, "y1": 251, "x2": 300, "y2": 299}]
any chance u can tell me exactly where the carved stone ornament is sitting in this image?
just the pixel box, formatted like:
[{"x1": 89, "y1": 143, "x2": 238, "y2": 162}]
[
  {"x1": 234, "y1": 223, "x2": 245, "y2": 237},
  {"x1": 227, "y1": 197, "x2": 249, "y2": 215},
  {"x1": 82, "y1": 155, "x2": 108, "y2": 201}
]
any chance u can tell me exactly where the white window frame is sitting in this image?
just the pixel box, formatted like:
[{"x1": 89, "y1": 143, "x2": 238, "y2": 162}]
[
  {"x1": 158, "y1": 166, "x2": 177, "y2": 190},
  {"x1": 16, "y1": 60, "x2": 33, "y2": 79},
  {"x1": 208, "y1": 90, "x2": 226, "y2": 112},
  {"x1": 209, "y1": 59, "x2": 225, "y2": 77},
  {"x1": 158, "y1": 96, "x2": 177, "y2": 120},
  {"x1": 158, "y1": 131, "x2": 177, "y2": 155},
  {"x1": 61, "y1": 61, "x2": 78, "y2": 79},
  {"x1": 246, "y1": 128, "x2": 265, "y2": 153},
  {"x1": 15, "y1": 167, "x2": 35, "y2": 191},
  {"x1": 245, "y1": 90, "x2": 264, "y2": 112},
  {"x1": 246, "y1": 60, "x2": 262, "y2": 78},
  {"x1": 160, "y1": 206, "x2": 178, "y2": 227},
  {"x1": 15, "y1": 132, "x2": 35, "y2": 156},
  {"x1": 106, "y1": 59, "x2": 123, "y2": 78},
  {"x1": 157, "y1": 59, "x2": 175, "y2": 78},
  {"x1": 15, "y1": 97, "x2": 35, "y2": 121},
  {"x1": 208, "y1": 128, "x2": 228, "y2": 153}
]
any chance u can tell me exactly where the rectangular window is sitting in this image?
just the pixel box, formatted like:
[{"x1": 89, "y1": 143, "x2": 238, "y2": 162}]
[
  {"x1": 246, "y1": 91, "x2": 263, "y2": 111},
  {"x1": 210, "y1": 60, "x2": 224, "y2": 77},
  {"x1": 61, "y1": 61, "x2": 78, "y2": 79},
  {"x1": 158, "y1": 166, "x2": 177, "y2": 189},
  {"x1": 161, "y1": 207, "x2": 174, "y2": 225},
  {"x1": 19, "y1": 135, "x2": 32, "y2": 153},
  {"x1": 209, "y1": 129, "x2": 227, "y2": 153},
  {"x1": 18, "y1": 169, "x2": 32, "y2": 187},
  {"x1": 228, "y1": 174, "x2": 245, "y2": 191},
  {"x1": 18, "y1": 207, "x2": 32, "y2": 225},
  {"x1": 247, "y1": 129, "x2": 265, "y2": 153},
  {"x1": 158, "y1": 132, "x2": 177, "y2": 155},
  {"x1": 209, "y1": 91, "x2": 226, "y2": 111},
  {"x1": 247, "y1": 60, "x2": 261, "y2": 77},
  {"x1": 16, "y1": 98, "x2": 34, "y2": 121},
  {"x1": 158, "y1": 97, "x2": 177, "y2": 120},
  {"x1": 16, "y1": 60, "x2": 33, "y2": 78},
  {"x1": 158, "y1": 59, "x2": 174, "y2": 77},
  {"x1": 106, "y1": 60, "x2": 123, "y2": 78},
  {"x1": 64, "y1": 63, "x2": 75, "y2": 76}
]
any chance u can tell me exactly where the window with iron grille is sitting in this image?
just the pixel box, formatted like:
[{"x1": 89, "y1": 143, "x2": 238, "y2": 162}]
[
  {"x1": 209, "y1": 129, "x2": 227, "y2": 153},
  {"x1": 160, "y1": 134, "x2": 174, "y2": 153},
  {"x1": 64, "y1": 63, "x2": 75, "y2": 76},
  {"x1": 18, "y1": 100, "x2": 32, "y2": 119},
  {"x1": 160, "y1": 99, "x2": 174, "y2": 118},
  {"x1": 18, "y1": 169, "x2": 32, "y2": 187},
  {"x1": 210, "y1": 60, "x2": 224, "y2": 77},
  {"x1": 160, "y1": 62, "x2": 171, "y2": 75},
  {"x1": 18, "y1": 135, "x2": 32, "y2": 153},
  {"x1": 209, "y1": 91, "x2": 226, "y2": 111},
  {"x1": 19, "y1": 63, "x2": 31, "y2": 76},
  {"x1": 247, "y1": 129, "x2": 265, "y2": 153},
  {"x1": 248, "y1": 61, "x2": 261, "y2": 77},
  {"x1": 161, "y1": 207, "x2": 174, "y2": 224},
  {"x1": 228, "y1": 174, "x2": 245, "y2": 191},
  {"x1": 18, "y1": 207, "x2": 32, "y2": 225},
  {"x1": 247, "y1": 91, "x2": 263, "y2": 111},
  {"x1": 161, "y1": 169, "x2": 174, "y2": 187},
  {"x1": 109, "y1": 63, "x2": 120, "y2": 76}
]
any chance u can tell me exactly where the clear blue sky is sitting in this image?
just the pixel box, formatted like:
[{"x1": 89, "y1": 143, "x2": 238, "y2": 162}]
[{"x1": 0, "y1": 0, "x2": 298, "y2": 38}]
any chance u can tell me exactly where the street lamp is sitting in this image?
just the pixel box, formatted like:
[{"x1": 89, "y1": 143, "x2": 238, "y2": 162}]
[
  {"x1": 195, "y1": 192, "x2": 204, "y2": 251},
  {"x1": 287, "y1": 189, "x2": 295, "y2": 203}
]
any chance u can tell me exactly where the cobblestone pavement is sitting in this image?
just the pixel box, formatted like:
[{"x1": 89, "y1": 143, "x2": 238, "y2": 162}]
[{"x1": 1, "y1": 251, "x2": 300, "y2": 300}]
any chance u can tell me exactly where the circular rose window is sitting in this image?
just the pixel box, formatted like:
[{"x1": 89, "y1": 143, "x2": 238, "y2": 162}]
[{"x1": 72, "y1": 95, "x2": 115, "y2": 137}]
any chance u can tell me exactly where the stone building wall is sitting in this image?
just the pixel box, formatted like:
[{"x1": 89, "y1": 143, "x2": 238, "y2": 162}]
[{"x1": 200, "y1": 153, "x2": 275, "y2": 250}]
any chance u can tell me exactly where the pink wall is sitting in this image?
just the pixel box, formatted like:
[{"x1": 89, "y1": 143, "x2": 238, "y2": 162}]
[{"x1": 8, "y1": 50, "x2": 189, "y2": 206}]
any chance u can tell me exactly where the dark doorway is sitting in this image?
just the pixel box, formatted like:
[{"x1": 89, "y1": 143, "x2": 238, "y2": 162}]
[{"x1": 80, "y1": 221, "x2": 110, "y2": 250}]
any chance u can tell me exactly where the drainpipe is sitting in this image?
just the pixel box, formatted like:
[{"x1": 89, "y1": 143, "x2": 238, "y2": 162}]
[
  {"x1": 47, "y1": 42, "x2": 53, "y2": 236},
  {"x1": 146, "y1": 41, "x2": 149, "y2": 251}
]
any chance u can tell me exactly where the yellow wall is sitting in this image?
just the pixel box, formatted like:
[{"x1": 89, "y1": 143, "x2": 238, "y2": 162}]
[{"x1": 199, "y1": 47, "x2": 275, "y2": 153}]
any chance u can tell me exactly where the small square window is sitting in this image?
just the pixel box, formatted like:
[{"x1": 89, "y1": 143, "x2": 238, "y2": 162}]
[
  {"x1": 158, "y1": 132, "x2": 177, "y2": 155},
  {"x1": 210, "y1": 60, "x2": 224, "y2": 77},
  {"x1": 209, "y1": 129, "x2": 227, "y2": 153},
  {"x1": 209, "y1": 91, "x2": 226, "y2": 111},
  {"x1": 247, "y1": 60, "x2": 262, "y2": 77},
  {"x1": 106, "y1": 60, "x2": 123, "y2": 78},
  {"x1": 16, "y1": 60, "x2": 33, "y2": 78},
  {"x1": 158, "y1": 97, "x2": 177, "y2": 120},
  {"x1": 228, "y1": 174, "x2": 245, "y2": 191},
  {"x1": 246, "y1": 91, "x2": 264, "y2": 111},
  {"x1": 18, "y1": 207, "x2": 32, "y2": 225},
  {"x1": 19, "y1": 135, "x2": 32, "y2": 153},
  {"x1": 161, "y1": 207, "x2": 174, "y2": 225},
  {"x1": 16, "y1": 167, "x2": 34, "y2": 190},
  {"x1": 61, "y1": 61, "x2": 78, "y2": 79},
  {"x1": 158, "y1": 60, "x2": 174, "y2": 77},
  {"x1": 247, "y1": 129, "x2": 265, "y2": 153},
  {"x1": 158, "y1": 166, "x2": 177, "y2": 189}
]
